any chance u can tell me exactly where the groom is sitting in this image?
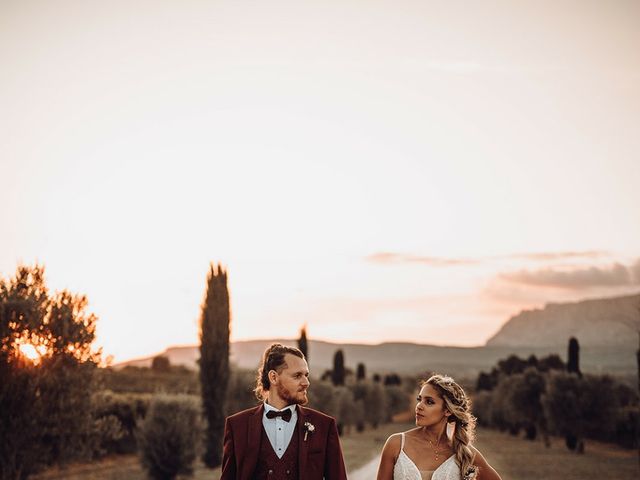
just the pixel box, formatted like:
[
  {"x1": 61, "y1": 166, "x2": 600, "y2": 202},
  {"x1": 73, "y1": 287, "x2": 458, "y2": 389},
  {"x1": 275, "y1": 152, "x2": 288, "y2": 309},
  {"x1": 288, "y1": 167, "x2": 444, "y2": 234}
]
[{"x1": 221, "y1": 343, "x2": 347, "y2": 480}]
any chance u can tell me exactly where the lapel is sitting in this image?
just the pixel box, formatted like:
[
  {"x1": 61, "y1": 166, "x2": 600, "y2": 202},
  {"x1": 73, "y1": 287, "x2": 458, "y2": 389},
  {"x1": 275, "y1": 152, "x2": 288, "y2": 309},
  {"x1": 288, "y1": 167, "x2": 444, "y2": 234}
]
[
  {"x1": 297, "y1": 405, "x2": 310, "y2": 475},
  {"x1": 242, "y1": 404, "x2": 264, "y2": 480}
]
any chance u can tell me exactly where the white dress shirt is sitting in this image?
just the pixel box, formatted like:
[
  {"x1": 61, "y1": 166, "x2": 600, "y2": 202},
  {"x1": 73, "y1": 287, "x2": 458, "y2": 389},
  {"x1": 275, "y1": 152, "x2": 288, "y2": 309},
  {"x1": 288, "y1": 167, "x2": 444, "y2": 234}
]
[{"x1": 262, "y1": 402, "x2": 297, "y2": 458}]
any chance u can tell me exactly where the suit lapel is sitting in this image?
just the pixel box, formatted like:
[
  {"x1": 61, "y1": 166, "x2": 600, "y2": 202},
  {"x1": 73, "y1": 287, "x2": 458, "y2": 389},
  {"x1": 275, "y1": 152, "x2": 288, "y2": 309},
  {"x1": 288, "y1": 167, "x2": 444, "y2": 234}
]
[
  {"x1": 297, "y1": 405, "x2": 309, "y2": 476},
  {"x1": 243, "y1": 404, "x2": 263, "y2": 480}
]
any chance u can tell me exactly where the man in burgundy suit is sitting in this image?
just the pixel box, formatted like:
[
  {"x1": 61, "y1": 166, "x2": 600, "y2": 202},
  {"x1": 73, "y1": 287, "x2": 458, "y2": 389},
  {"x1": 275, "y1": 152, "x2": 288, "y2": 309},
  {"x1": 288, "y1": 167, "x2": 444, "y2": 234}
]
[{"x1": 221, "y1": 343, "x2": 347, "y2": 480}]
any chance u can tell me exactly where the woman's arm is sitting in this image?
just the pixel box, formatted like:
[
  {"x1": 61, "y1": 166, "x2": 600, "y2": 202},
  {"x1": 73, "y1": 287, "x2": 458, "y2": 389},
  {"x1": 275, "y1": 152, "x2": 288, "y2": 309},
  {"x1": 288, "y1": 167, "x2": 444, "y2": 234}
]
[
  {"x1": 376, "y1": 434, "x2": 401, "y2": 480},
  {"x1": 472, "y1": 448, "x2": 502, "y2": 480}
]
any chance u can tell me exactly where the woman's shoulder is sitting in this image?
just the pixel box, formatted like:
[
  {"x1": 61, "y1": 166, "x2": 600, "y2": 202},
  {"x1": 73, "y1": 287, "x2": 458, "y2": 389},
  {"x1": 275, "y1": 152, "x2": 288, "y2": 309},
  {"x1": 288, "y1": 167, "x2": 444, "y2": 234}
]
[
  {"x1": 470, "y1": 446, "x2": 491, "y2": 470},
  {"x1": 387, "y1": 427, "x2": 422, "y2": 442}
]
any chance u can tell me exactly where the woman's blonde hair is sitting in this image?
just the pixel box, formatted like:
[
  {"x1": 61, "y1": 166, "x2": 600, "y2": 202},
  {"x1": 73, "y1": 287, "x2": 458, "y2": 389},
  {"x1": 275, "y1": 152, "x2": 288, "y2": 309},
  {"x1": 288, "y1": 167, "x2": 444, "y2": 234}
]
[{"x1": 423, "y1": 374, "x2": 477, "y2": 478}]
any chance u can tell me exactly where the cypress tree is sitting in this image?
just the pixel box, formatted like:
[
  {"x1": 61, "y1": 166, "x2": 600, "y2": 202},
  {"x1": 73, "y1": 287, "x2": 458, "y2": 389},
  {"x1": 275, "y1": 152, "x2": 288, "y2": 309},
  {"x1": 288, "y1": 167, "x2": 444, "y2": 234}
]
[
  {"x1": 298, "y1": 325, "x2": 308, "y2": 363},
  {"x1": 331, "y1": 349, "x2": 345, "y2": 386},
  {"x1": 199, "y1": 263, "x2": 230, "y2": 468},
  {"x1": 356, "y1": 362, "x2": 366, "y2": 381},
  {"x1": 567, "y1": 337, "x2": 581, "y2": 378}
]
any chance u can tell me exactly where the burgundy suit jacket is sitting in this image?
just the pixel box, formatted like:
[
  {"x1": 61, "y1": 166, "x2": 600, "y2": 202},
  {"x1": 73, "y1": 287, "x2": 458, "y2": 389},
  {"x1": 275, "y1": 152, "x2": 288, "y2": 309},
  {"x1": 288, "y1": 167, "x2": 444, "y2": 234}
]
[{"x1": 220, "y1": 404, "x2": 347, "y2": 480}]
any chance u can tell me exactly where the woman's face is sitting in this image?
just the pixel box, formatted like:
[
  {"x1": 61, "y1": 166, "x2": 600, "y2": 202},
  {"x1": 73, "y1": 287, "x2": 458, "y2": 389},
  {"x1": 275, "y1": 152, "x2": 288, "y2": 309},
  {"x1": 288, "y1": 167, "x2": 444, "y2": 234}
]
[{"x1": 415, "y1": 383, "x2": 449, "y2": 428}]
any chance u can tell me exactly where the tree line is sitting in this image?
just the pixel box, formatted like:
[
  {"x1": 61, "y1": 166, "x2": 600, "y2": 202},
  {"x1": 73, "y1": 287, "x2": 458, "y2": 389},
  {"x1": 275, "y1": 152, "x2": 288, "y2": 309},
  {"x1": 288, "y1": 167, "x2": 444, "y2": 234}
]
[
  {"x1": 472, "y1": 338, "x2": 639, "y2": 453},
  {"x1": 1, "y1": 264, "x2": 412, "y2": 480}
]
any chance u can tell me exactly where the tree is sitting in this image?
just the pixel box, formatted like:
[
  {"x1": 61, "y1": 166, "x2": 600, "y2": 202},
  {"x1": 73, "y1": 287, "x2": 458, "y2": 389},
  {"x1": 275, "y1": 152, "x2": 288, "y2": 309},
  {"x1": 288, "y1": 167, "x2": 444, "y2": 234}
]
[
  {"x1": 365, "y1": 381, "x2": 387, "y2": 428},
  {"x1": 151, "y1": 355, "x2": 170, "y2": 372},
  {"x1": 298, "y1": 325, "x2": 308, "y2": 363},
  {"x1": 0, "y1": 265, "x2": 99, "y2": 479},
  {"x1": 567, "y1": 337, "x2": 581, "y2": 378},
  {"x1": 543, "y1": 372, "x2": 619, "y2": 453},
  {"x1": 199, "y1": 263, "x2": 230, "y2": 468},
  {"x1": 502, "y1": 368, "x2": 548, "y2": 443},
  {"x1": 331, "y1": 349, "x2": 345, "y2": 386},
  {"x1": 356, "y1": 362, "x2": 366, "y2": 381}
]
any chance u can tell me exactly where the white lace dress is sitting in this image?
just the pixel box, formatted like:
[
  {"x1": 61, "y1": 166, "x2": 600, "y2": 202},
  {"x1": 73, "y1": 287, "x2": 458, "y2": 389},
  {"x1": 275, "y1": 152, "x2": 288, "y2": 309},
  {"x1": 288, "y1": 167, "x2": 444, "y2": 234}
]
[{"x1": 393, "y1": 433, "x2": 461, "y2": 480}]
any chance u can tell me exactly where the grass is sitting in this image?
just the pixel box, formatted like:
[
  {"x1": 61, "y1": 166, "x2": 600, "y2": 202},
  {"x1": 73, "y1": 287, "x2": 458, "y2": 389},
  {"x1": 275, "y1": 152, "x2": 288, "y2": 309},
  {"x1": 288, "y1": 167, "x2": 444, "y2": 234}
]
[
  {"x1": 474, "y1": 428, "x2": 638, "y2": 480},
  {"x1": 32, "y1": 424, "x2": 638, "y2": 479}
]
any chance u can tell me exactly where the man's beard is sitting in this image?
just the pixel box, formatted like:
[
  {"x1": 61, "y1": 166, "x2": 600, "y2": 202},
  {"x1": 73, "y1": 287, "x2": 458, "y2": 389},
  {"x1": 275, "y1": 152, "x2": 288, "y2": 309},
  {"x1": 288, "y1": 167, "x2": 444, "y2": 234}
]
[{"x1": 277, "y1": 383, "x2": 308, "y2": 405}]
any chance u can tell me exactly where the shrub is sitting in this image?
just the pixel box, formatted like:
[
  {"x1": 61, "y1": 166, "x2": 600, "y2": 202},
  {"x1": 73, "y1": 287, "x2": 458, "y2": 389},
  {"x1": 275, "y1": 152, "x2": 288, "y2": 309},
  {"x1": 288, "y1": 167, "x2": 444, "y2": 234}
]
[
  {"x1": 138, "y1": 394, "x2": 203, "y2": 480},
  {"x1": 92, "y1": 391, "x2": 152, "y2": 455}
]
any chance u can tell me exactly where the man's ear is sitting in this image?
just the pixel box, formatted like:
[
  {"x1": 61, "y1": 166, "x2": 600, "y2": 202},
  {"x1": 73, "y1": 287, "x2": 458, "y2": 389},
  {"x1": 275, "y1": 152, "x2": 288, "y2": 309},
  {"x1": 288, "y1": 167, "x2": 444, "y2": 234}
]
[{"x1": 268, "y1": 369, "x2": 278, "y2": 385}]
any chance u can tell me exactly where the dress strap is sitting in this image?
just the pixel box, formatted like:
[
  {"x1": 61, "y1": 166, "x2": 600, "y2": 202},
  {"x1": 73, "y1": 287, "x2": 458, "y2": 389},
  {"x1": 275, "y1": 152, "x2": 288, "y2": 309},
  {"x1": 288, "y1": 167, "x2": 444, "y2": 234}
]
[{"x1": 400, "y1": 432, "x2": 405, "y2": 451}]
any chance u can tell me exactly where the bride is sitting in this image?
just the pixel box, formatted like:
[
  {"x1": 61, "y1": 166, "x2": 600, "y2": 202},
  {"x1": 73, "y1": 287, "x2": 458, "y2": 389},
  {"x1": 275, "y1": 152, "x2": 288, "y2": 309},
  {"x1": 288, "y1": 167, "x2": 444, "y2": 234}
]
[{"x1": 376, "y1": 375, "x2": 501, "y2": 480}]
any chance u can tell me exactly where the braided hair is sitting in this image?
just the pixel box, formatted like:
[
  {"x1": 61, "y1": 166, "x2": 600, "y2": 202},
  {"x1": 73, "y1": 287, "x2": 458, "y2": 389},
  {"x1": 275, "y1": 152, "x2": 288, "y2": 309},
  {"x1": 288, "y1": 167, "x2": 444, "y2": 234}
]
[{"x1": 424, "y1": 374, "x2": 477, "y2": 478}]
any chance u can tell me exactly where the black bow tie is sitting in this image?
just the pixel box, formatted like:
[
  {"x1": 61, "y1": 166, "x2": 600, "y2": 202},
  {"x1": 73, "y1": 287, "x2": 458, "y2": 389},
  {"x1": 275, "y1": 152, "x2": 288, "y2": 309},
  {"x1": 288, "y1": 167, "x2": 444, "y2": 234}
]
[{"x1": 266, "y1": 408, "x2": 293, "y2": 422}]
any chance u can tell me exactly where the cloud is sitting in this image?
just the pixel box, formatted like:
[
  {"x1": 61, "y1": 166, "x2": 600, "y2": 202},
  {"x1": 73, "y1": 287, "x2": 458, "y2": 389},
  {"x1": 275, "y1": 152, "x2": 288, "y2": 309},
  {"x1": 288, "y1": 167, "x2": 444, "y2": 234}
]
[
  {"x1": 366, "y1": 250, "x2": 608, "y2": 267},
  {"x1": 365, "y1": 252, "x2": 476, "y2": 267},
  {"x1": 503, "y1": 251, "x2": 608, "y2": 261},
  {"x1": 499, "y1": 262, "x2": 638, "y2": 289}
]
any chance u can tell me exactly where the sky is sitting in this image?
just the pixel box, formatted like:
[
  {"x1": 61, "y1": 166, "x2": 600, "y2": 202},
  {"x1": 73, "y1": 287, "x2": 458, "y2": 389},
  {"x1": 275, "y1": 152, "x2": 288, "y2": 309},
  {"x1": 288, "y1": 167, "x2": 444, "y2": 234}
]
[{"x1": 1, "y1": 0, "x2": 639, "y2": 363}]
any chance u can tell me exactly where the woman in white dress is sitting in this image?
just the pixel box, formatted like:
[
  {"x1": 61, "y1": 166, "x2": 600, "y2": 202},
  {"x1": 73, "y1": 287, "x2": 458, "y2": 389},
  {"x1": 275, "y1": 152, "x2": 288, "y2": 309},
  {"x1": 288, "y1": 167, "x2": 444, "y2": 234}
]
[{"x1": 376, "y1": 374, "x2": 501, "y2": 480}]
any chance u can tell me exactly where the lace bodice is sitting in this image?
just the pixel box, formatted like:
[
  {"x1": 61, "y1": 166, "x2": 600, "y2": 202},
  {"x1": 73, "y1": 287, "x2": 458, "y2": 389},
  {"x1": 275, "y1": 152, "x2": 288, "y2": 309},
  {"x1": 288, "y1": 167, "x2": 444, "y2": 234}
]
[{"x1": 393, "y1": 433, "x2": 461, "y2": 480}]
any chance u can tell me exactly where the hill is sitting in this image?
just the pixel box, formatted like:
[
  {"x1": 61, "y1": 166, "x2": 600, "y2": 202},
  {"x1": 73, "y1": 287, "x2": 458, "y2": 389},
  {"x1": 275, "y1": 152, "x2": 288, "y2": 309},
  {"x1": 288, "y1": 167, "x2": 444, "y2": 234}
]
[
  {"x1": 115, "y1": 293, "x2": 639, "y2": 378},
  {"x1": 115, "y1": 339, "x2": 635, "y2": 378},
  {"x1": 486, "y1": 293, "x2": 640, "y2": 348}
]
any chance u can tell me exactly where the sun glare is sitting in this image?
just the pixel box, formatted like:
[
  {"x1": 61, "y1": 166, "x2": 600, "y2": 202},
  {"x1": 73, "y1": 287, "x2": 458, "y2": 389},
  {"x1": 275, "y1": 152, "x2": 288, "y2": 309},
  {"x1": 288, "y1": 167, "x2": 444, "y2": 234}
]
[{"x1": 18, "y1": 343, "x2": 46, "y2": 362}]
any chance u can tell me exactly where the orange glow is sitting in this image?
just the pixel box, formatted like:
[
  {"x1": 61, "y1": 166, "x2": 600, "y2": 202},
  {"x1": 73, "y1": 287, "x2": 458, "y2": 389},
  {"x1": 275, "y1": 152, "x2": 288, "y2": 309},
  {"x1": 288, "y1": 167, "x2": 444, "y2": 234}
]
[{"x1": 18, "y1": 342, "x2": 47, "y2": 363}]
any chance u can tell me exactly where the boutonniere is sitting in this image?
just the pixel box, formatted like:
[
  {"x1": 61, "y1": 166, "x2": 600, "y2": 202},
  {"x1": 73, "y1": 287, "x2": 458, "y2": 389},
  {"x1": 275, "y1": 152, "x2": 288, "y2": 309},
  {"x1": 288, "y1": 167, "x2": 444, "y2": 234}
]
[{"x1": 303, "y1": 421, "x2": 315, "y2": 441}]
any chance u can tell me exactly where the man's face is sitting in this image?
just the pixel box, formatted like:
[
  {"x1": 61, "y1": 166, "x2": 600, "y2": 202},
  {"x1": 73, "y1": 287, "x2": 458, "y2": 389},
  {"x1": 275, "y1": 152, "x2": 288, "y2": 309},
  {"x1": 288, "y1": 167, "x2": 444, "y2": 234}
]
[{"x1": 272, "y1": 353, "x2": 310, "y2": 406}]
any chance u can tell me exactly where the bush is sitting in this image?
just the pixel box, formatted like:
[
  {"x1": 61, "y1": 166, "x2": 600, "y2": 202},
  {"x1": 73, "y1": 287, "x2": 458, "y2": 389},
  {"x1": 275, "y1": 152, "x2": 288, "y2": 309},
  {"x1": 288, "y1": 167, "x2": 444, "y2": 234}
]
[
  {"x1": 138, "y1": 394, "x2": 203, "y2": 480},
  {"x1": 92, "y1": 391, "x2": 152, "y2": 455},
  {"x1": 307, "y1": 380, "x2": 340, "y2": 418},
  {"x1": 225, "y1": 368, "x2": 258, "y2": 416},
  {"x1": 385, "y1": 385, "x2": 410, "y2": 421},
  {"x1": 365, "y1": 382, "x2": 387, "y2": 428},
  {"x1": 471, "y1": 390, "x2": 493, "y2": 427}
]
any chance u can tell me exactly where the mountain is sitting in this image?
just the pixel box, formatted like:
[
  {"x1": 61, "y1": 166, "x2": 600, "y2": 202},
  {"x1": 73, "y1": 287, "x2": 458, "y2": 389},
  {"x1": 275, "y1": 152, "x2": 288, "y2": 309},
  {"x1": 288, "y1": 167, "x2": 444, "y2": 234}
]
[
  {"x1": 486, "y1": 293, "x2": 640, "y2": 348},
  {"x1": 115, "y1": 339, "x2": 635, "y2": 378},
  {"x1": 115, "y1": 293, "x2": 639, "y2": 378}
]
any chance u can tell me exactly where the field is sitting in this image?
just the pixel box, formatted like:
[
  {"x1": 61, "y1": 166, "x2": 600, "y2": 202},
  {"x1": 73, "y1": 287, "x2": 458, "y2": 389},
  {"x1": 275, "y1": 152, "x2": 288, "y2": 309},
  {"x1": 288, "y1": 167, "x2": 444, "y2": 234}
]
[
  {"x1": 32, "y1": 423, "x2": 638, "y2": 479},
  {"x1": 475, "y1": 428, "x2": 639, "y2": 480}
]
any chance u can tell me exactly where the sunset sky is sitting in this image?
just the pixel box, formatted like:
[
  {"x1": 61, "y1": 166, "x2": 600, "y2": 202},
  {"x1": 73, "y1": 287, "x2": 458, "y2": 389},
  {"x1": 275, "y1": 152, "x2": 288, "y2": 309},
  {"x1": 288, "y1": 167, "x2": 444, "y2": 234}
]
[{"x1": 2, "y1": 0, "x2": 639, "y2": 362}]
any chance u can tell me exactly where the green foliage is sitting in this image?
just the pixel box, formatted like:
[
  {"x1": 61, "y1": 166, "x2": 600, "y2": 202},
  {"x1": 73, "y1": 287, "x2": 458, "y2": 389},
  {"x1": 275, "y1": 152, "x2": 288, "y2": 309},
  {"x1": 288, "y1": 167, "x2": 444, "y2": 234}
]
[
  {"x1": 298, "y1": 325, "x2": 308, "y2": 362},
  {"x1": 151, "y1": 355, "x2": 171, "y2": 372},
  {"x1": 97, "y1": 365, "x2": 199, "y2": 394},
  {"x1": 473, "y1": 350, "x2": 636, "y2": 450},
  {"x1": 542, "y1": 372, "x2": 620, "y2": 451},
  {"x1": 567, "y1": 337, "x2": 581, "y2": 376},
  {"x1": 92, "y1": 390, "x2": 152, "y2": 455},
  {"x1": 335, "y1": 386, "x2": 356, "y2": 434},
  {"x1": 307, "y1": 380, "x2": 340, "y2": 418},
  {"x1": 37, "y1": 355, "x2": 97, "y2": 463},
  {"x1": 384, "y1": 385, "x2": 410, "y2": 421},
  {"x1": 138, "y1": 394, "x2": 203, "y2": 480},
  {"x1": 0, "y1": 265, "x2": 99, "y2": 479},
  {"x1": 0, "y1": 358, "x2": 48, "y2": 480},
  {"x1": 363, "y1": 381, "x2": 387, "y2": 429},
  {"x1": 501, "y1": 368, "x2": 546, "y2": 440},
  {"x1": 225, "y1": 368, "x2": 258, "y2": 415},
  {"x1": 198, "y1": 263, "x2": 230, "y2": 468},
  {"x1": 356, "y1": 362, "x2": 366, "y2": 381},
  {"x1": 383, "y1": 373, "x2": 402, "y2": 386},
  {"x1": 332, "y1": 349, "x2": 345, "y2": 386},
  {"x1": 470, "y1": 390, "x2": 493, "y2": 427}
]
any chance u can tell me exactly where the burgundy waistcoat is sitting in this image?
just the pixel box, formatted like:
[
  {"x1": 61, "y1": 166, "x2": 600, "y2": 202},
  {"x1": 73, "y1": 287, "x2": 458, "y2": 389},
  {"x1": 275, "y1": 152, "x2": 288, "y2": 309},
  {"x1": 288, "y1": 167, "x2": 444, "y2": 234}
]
[{"x1": 253, "y1": 424, "x2": 300, "y2": 480}]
